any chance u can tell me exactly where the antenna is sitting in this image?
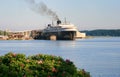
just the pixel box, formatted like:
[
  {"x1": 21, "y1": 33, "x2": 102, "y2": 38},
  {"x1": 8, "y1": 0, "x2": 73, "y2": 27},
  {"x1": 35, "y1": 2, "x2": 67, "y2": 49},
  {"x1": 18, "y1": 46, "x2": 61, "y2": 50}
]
[
  {"x1": 64, "y1": 18, "x2": 67, "y2": 24},
  {"x1": 52, "y1": 20, "x2": 54, "y2": 26}
]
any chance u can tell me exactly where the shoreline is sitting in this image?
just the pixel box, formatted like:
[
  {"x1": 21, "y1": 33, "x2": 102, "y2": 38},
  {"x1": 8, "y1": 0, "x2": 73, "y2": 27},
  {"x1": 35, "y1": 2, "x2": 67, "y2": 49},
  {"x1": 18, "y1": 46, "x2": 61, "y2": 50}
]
[{"x1": 0, "y1": 36, "x2": 119, "y2": 41}]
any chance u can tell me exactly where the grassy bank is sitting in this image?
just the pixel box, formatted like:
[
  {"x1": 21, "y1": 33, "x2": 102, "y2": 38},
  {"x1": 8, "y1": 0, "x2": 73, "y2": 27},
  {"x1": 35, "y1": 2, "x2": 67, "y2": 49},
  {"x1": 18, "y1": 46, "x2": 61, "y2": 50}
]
[{"x1": 0, "y1": 52, "x2": 90, "y2": 77}]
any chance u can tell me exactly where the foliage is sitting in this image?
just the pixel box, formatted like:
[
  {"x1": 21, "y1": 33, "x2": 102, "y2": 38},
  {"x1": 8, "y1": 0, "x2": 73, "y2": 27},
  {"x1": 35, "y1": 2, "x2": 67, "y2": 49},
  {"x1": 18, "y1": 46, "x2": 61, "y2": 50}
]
[
  {"x1": 0, "y1": 30, "x2": 9, "y2": 35},
  {"x1": 0, "y1": 52, "x2": 90, "y2": 77},
  {"x1": 81, "y1": 29, "x2": 120, "y2": 36}
]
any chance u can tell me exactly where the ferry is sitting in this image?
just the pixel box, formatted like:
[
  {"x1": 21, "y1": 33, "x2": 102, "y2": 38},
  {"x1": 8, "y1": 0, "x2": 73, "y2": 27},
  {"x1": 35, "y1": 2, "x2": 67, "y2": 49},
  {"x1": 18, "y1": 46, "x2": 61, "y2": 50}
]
[{"x1": 41, "y1": 20, "x2": 86, "y2": 40}]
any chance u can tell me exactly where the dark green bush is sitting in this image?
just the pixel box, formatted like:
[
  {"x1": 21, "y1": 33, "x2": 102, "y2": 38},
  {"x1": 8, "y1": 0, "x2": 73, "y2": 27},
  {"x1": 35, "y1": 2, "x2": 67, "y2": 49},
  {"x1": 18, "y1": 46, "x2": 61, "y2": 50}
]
[{"x1": 0, "y1": 52, "x2": 90, "y2": 77}]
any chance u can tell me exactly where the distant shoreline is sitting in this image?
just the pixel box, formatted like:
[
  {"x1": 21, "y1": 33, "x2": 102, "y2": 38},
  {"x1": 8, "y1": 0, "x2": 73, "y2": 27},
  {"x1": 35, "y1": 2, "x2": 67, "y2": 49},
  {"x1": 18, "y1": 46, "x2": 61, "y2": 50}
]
[
  {"x1": 0, "y1": 36, "x2": 119, "y2": 41},
  {"x1": 81, "y1": 29, "x2": 120, "y2": 37},
  {"x1": 0, "y1": 29, "x2": 120, "y2": 40}
]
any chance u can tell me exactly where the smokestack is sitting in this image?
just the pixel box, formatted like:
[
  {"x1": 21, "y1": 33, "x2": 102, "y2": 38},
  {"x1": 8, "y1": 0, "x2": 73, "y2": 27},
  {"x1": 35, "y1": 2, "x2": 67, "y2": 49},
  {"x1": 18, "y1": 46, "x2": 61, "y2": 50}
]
[
  {"x1": 25, "y1": 0, "x2": 59, "y2": 20},
  {"x1": 57, "y1": 20, "x2": 61, "y2": 25}
]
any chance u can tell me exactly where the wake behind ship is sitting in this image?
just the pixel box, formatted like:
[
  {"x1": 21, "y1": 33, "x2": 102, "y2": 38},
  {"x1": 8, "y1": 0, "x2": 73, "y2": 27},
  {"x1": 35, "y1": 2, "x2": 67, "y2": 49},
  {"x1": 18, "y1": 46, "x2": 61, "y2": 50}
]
[{"x1": 39, "y1": 20, "x2": 86, "y2": 40}]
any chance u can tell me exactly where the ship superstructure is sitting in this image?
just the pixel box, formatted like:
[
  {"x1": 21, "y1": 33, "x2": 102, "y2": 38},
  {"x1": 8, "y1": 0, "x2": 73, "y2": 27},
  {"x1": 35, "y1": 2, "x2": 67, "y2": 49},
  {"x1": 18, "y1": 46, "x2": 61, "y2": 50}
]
[{"x1": 41, "y1": 20, "x2": 86, "y2": 40}]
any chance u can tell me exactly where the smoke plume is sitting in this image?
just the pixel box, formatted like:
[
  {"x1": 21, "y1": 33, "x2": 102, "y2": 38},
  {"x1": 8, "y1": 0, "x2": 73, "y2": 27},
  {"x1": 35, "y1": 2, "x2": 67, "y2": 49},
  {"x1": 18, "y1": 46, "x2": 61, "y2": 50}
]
[{"x1": 25, "y1": 0, "x2": 59, "y2": 20}]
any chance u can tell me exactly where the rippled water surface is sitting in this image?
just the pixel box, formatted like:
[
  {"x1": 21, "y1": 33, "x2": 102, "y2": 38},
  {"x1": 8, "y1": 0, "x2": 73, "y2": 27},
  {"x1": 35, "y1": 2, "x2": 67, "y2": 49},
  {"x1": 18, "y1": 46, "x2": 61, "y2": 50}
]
[{"x1": 0, "y1": 37, "x2": 120, "y2": 77}]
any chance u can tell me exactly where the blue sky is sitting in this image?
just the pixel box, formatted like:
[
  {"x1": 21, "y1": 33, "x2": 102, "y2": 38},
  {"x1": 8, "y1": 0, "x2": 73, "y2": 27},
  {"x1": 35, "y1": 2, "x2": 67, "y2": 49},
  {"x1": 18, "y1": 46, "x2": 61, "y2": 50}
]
[{"x1": 0, "y1": 0, "x2": 120, "y2": 31}]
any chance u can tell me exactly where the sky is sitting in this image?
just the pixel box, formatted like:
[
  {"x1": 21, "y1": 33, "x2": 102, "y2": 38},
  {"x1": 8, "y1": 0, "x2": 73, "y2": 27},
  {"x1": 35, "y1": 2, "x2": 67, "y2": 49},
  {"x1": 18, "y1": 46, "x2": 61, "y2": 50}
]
[{"x1": 0, "y1": 0, "x2": 120, "y2": 31}]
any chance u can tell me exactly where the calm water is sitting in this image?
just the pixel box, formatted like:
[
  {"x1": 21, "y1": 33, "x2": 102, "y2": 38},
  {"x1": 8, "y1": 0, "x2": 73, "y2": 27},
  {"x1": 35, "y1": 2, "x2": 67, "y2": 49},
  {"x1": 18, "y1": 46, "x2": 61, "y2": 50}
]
[{"x1": 0, "y1": 37, "x2": 120, "y2": 77}]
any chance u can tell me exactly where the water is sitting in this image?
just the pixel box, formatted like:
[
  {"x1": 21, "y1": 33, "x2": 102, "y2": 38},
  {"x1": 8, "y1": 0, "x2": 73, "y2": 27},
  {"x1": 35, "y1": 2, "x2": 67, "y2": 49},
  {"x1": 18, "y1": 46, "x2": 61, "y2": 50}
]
[{"x1": 0, "y1": 37, "x2": 120, "y2": 77}]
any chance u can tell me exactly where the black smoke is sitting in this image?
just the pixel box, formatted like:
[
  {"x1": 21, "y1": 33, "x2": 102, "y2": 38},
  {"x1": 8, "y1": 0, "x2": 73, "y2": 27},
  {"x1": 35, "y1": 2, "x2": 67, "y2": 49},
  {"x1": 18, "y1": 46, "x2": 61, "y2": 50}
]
[{"x1": 25, "y1": 0, "x2": 59, "y2": 20}]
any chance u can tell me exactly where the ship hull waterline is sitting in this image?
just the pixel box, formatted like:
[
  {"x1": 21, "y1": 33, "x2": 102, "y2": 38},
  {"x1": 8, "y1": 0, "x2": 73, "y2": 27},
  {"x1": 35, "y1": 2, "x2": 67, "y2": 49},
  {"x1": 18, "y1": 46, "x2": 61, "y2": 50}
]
[{"x1": 41, "y1": 31, "x2": 76, "y2": 40}]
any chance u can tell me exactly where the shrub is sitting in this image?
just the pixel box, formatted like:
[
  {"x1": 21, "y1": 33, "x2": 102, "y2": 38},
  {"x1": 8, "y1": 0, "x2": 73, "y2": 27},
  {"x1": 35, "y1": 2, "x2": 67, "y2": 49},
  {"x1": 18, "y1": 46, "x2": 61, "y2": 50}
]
[{"x1": 0, "y1": 52, "x2": 90, "y2": 77}]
